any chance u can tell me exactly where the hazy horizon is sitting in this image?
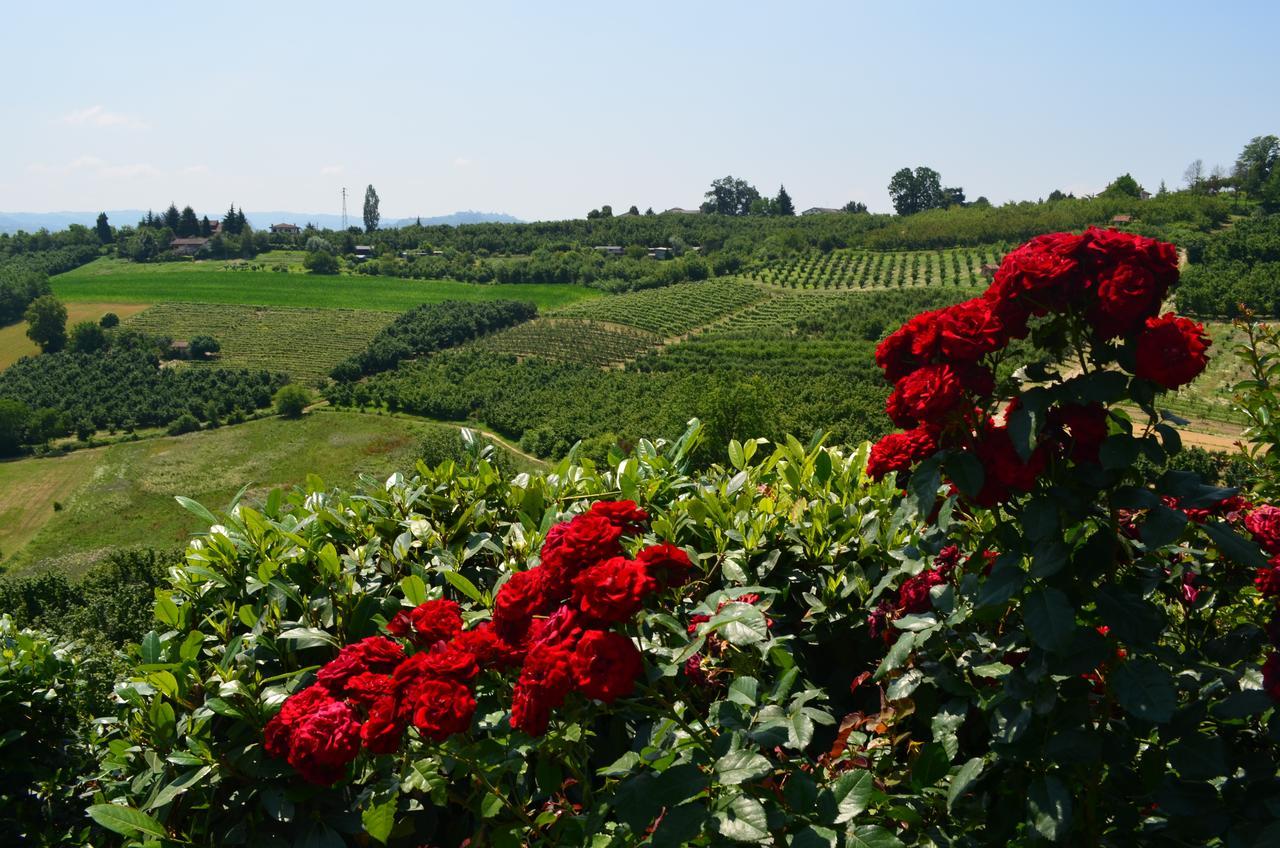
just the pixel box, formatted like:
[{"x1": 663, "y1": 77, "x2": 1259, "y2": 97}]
[{"x1": 2, "y1": 0, "x2": 1277, "y2": 220}]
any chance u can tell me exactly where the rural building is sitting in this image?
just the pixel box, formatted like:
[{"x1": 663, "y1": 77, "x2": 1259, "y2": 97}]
[
  {"x1": 802, "y1": 207, "x2": 843, "y2": 215},
  {"x1": 1110, "y1": 214, "x2": 1134, "y2": 225},
  {"x1": 170, "y1": 237, "x2": 209, "y2": 256},
  {"x1": 662, "y1": 207, "x2": 702, "y2": 215},
  {"x1": 353, "y1": 245, "x2": 375, "y2": 260},
  {"x1": 270, "y1": 223, "x2": 301, "y2": 234},
  {"x1": 594, "y1": 245, "x2": 625, "y2": 256},
  {"x1": 168, "y1": 340, "x2": 190, "y2": 357},
  {"x1": 647, "y1": 246, "x2": 674, "y2": 260}
]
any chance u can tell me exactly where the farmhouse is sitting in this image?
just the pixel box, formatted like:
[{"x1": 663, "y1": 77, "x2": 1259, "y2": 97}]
[
  {"x1": 170, "y1": 237, "x2": 209, "y2": 256},
  {"x1": 353, "y1": 245, "x2": 376, "y2": 260},
  {"x1": 594, "y1": 245, "x2": 624, "y2": 256},
  {"x1": 662, "y1": 207, "x2": 702, "y2": 215},
  {"x1": 647, "y1": 246, "x2": 674, "y2": 260},
  {"x1": 802, "y1": 207, "x2": 843, "y2": 215},
  {"x1": 1111, "y1": 214, "x2": 1134, "y2": 225},
  {"x1": 270, "y1": 223, "x2": 301, "y2": 234}
]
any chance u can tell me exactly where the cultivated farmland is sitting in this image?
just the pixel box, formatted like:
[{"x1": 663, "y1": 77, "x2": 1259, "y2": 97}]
[
  {"x1": 745, "y1": 245, "x2": 1007, "y2": 289},
  {"x1": 553, "y1": 278, "x2": 767, "y2": 336},
  {"x1": 471, "y1": 318, "x2": 663, "y2": 367},
  {"x1": 126, "y1": 303, "x2": 395, "y2": 383},
  {"x1": 52, "y1": 257, "x2": 601, "y2": 311},
  {"x1": 0, "y1": 302, "x2": 149, "y2": 370}
]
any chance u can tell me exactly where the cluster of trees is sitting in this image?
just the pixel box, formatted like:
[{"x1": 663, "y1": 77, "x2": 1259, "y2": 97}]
[
  {"x1": 1184, "y1": 135, "x2": 1280, "y2": 207},
  {"x1": 887, "y1": 167, "x2": 972, "y2": 215},
  {"x1": 0, "y1": 345, "x2": 284, "y2": 448},
  {"x1": 698, "y1": 177, "x2": 801, "y2": 216},
  {"x1": 330, "y1": 299, "x2": 537, "y2": 380},
  {"x1": 0, "y1": 245, "x2": 99, "y2": 326},
  {"x1": 1177, "y1": 213, "x2": 1280, "y2": 316}
]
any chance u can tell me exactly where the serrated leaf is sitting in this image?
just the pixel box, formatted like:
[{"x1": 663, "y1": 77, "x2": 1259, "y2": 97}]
[
  {"x1": 947, "y1": 757, "x2": 984, "y2": 811},
  {"x1": 847, "y1": 825, "x2": 904, "y2": 848},
  {"x1": 362, "y1": 791, "x2": 398, "y2": 844},
  {"x1": 708, "y1": 603, "x2": 768, "y2": 646},
  {"x1": 717, "y1": 794, "x2": 768, "y2": 842},
  {"x1": 1112, "y1": 659, "x2": 1176, "y2": 723},
  {"x1": 832, "y1": 769, "x2": 874, "y2": 823},
  {"x1": 715, "y1": 749, "x2": 772, "y2": 785},
  {"x1": 1023, "y1": 588, "x2": 1075, "y2": 654},
  {"x1": 1028, "y1": 775, "x2": 1072, "y2": 841}
]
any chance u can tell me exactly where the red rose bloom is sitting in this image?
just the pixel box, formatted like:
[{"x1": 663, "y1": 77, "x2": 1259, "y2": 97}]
[
  {"x1": 453, "y1": 623, "x2": 522, "y2": 670},
  {"x1": 555, "y1": 513, "x2": 625, "y2": 565},
  {"x1": 572, "y1": 557, "x2": 658, "y2": 624},
  {"x1": 420, "y1": 643, "x2": 480, "y2": 681},
  {"x1": 1254, "y1": 564, "x2": 1280, "y2": 596},
  {"x1": 588, "y1": 500, "x2": 650, "y2": 531},
  {"x1": 511, "y1": 640, "x2": 577, "y2": 735},
  {"x1": 888, "y1": 364, "x2": 967, "y2": 429},
  {"x1": 898, "y1": 568, "x2": 947, "y2": 614},
  {"x1": 1090, "y1": 261, "x2": 1166, "y2": 339},
  {"x1": 264, "y1": 683, "x2": 334, "y2": 760},
  {"x1": 972, "y1": 423, "x2": 1048, "y2": 506},
  {"x1": 937, "y1": 298, "x2": 1008, "y2": 362},
  {"x1": 286, "y1": 699, "x2": 362, "y2": 785},
  {"x1": 1245, "y1": 507, "x2": 1280, "y2": 555},
  {"x1": 1048, "y1": 402, "x2": 1108, "y2": 464},
  {"x1": 404, "y1": 677, "x2": 476, "y2": 742},
  {"x1": 635, "y1": 542, "x2": 694, "y2": 588},
  {"x1": 360, "y1": 696, "x2": 405, "y2": 754},
  {"x1": 866, "y1": 428, "x2": 937, "y2": 481},
  {"x1": 1264, "y1": 653, "x2": 1280, "y2": 703},
  {"x1": 875, "y1": 310, "x2": 945, "y2": 382},
  {"x1": 317, "y1": 636, "x2": 406, "y2": 693},
  {"x1": 572, "y1": 630, "x2": 644, "y2": 702},
  {"x1": 493, "y1": 568, "x2": 555, "y2": 644},
  {"x1": 343, "y1": 672, "x2": 395, "y2": 709},
  {"x1": 987, "y1": 232, "x2": 1086, "y2": 316},
  {"x1": 1134, "y1": 313, "x2": 1210, "y2": 389},
  {"x1": 407, "y1": 599, "x2": 463, "y2": 647},
  {"x1": 386, "y1": 609, "x2": 413, "y2": 638}
]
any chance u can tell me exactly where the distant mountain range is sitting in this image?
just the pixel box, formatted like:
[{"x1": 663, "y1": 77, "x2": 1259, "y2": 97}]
[{"x1": 0, "y1": 209, "x2": 522, "y2": 235}]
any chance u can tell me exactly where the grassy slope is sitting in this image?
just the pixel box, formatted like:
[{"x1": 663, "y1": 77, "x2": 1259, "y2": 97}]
[
  {"x1": 125, "y1": 303, "x2": 396, "y2": 383},
  {"x1": 0, "y1": 303, "x2": 150, "y2": 370},
  {"x1": 0, "y1": 412, "x2": 471, "y2": 577},
  {"x1": 52, "y1": 257, "x2": 600, "y2": 311}
]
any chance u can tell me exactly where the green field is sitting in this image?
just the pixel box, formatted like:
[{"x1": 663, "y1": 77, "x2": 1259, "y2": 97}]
[
  {"x1": 0, "y1": 412, "x2": 524, "y2": 577},
  {"x1": 0, "y1": 302, "x2": 151, "y2": 370},
  {"x1": 125, "y1": 303, "x2": 395, "y2": 383},
  {"x1": 744, "y1": 246, "x2": 1007, "y2": 289},
  {"x1": 52, "y1": 257, "x2": 601, "y2": 311},
  {"x1": 553, "y1": 278, "x2": 767, "y2": 336}
]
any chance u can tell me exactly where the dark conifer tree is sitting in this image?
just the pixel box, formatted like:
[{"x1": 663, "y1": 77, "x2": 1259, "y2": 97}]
[
  {"x1": 163, "y1": 203, "x2": 181, "y2": 231},
  {"x1": 95, "y1": 212, "x2": 113, "y2": 244},
  {"x1": 773, "y1": 185, "x2": 795, "y2": 216},
  {"x1": 178, "y1": 206, "x2": 200, "y2": 237}
]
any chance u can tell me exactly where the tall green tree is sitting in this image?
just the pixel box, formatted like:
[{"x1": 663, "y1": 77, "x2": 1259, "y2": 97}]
[
  {"x1": 842, "y1": 200, "x2": 868, "y2": 213},
  {"x1": 24, "y1": 294, "x2": 68, "y2": 353},
  {"x1": 222, "y1": 204, "x2": 242, "y2": 236},
  {"x1": 95, "y1": 212, "x2": 113, "y2": 244},
  {"x1": 0, "y1": 398, "x2": 31, "y2": 456},
  {"x1": 1101, "y1": 173, "x2": 1144, "y2": 199},
  {"x1": 772, "y1": 185, "x2": 795, "y2": 216},
  {"x1": 887, "y1": 166, "x2": 944, "y2": 216},
  {"x1": 700, "y1": 176, "x2": 761, "y2": 216},
  {"x1": 363, "y1": 185, "x2": 380, "y2": 233},
  {"x1": 178, "y1": 206, "x2": 200, "y2": 237},
  {"x1": 69, "y1": 320, "x2": 108, "y2": 354},
  {"x1": 163, "y1": 203, "x2": 181, "y2": 231},
  {"x1": 1234, "y1": 134, "x2": 1279, "y2": 194}
]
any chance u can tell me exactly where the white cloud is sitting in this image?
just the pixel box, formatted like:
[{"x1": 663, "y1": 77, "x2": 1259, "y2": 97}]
[
  {"x1": 453, "y1": 157, "x2": 472, "y2": 168},
  {"x1": 99, "y1": 163, "x2": 161, "y2": 179},
  {"x1": 181, "y1": 164, "x2": 209, "y2": 176},
  {"x1": 59, "y1": 105, "x2": 148, "y2": 129},
  {"x1": 320, "y1": 164, "x2": 343, "y2": 175}
]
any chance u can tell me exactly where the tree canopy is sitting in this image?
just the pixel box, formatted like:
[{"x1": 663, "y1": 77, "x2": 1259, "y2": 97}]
[
  {"x1": 700, "y1": 176, "x2": 762, "y2": 216},
  {"x1": 363, "y1": 185, "x2": 381, "y2": 233},
  {"x1": 24, "y1": 294, "x2": 67, "y2": 353},
  {"x1": 887, "y1": 166, "x2": 945, "y2": 215}
]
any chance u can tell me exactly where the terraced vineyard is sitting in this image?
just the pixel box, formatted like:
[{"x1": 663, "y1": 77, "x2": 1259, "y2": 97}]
[
  {"x1": 126, "y1": 303, "x2": 395, "y2": 383},
  {"x1": 744, "y1": 245, "x2": 1007, "y2": 289},
  {"x1": 471, "y1": 318, "x2": 661, "y2": 367},
  {"x1": 554, "y1": 279, "x2": 767, "y2": 336}
]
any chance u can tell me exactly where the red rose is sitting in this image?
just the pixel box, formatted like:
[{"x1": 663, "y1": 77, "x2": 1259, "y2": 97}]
[
  {"x1": 635, "y1": 542, "x2": 694, "y2": 588},
  {"x1": 875, "y1": 310, "x2": 945, "y2": 382},
  {"x1": 264, "y1": 683, "x2": 334, "y2": 760},
  {"x1": 987, "y1": 232, "x2": 1086, "y2": 316},
  {"x1": 866, "y1": 428, "x2": 937, "y2": 481},
  {"x1": 360, "y1": 696, "x2": 405, "y2": 754},
  {"x1": 1090, "y1": 262, "x2": 1165, "y2": 339},
  {"x1": 1047, "y1": 403, "x2": 1108, "y2": 464},
  {"x1": 588, "y1": 500, "x2": 650, "y2": 531},
  {"x1": 554, "y1": 513, "x2": 625, "y2": 565},
  {"x1": 407, "y1": 599, "x2": 463, "y2": 647},
  {"x1": 1264, "y1": 653, "x2": 1280, "y2": 703},
  {"x1": 572, "y1": 557, "x2": 658, "y2": 624},
  {"x1": 404, "y1": 677, "x2": 476, "y2": 742},
  {"x1": 1134, "y1": 313, "x2": 1210, "y2": 389},
  {"x1": 888, "y1": 364, "x2": 967, "y2": 429},
  {"x1": 286, "y1": 699, "x2": 362, "y2": 785},
  {"x1": 897, "y1": 568, "x2": 947, "y2": 614},
  {"x1": 343, "y1": 672, "x2": 395, "y2": 709},
  {"x1": 386, "y1": 609, "x2": 413, "y2": 639},
  {"x1": 419, "y1": 643, "x2": 480, "y2": 681},
  {"x1": 572, "y1": 630, "x2": 644, "y2": 702},
  {"x1": 453, "y1": 623, "x2": 522, "y2": 670},
  {"x1": 1245, "y1": 507, "x2": 1280, "y2": 555},
  {"x1": 525, "y1": 605, "x2": 587, "y2": 650},
  {"x1": 937, "y1": 298, "x2": 1009, "y2": 361},
  {"x1": 511, "y1": 640, "x2": 577, "y2": 735},
  {"x1": 972, "y1": 423, "x2": 1047, "y2": 506},
  {"x1": 492, "y1": 568, "x2": 555, "y2": 644},
  {"x1": 317, "y1": 636, "x2": 406, "y2": 693}
]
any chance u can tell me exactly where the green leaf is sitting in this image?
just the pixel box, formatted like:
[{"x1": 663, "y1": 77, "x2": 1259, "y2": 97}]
[
  {"x1": 727, "y1": 676, "x2": 758, "y2": 707},
  {"x1": 793, "y1": 825, "x2": 840, "y2": 848},
  {"x1": 714, "y1": 749, "x2": 772, "y2": 785},
  {"x1": 847, "y1": 825, "x2": 905, "y2": 848},
  {"x1": 787, "y1": 708, "x2": 816, "y2": 750},
  {"x1": 1112, "y1": 659, "x2": 1176, "y2": 723},
  {"x1": 1142, "y1": 505, "x2": 1188, "y2": 548},
  {"x1": 650, "y1": 802, "x2": 708, "y2": 848},
  {"x1": 716, "y1": 794, "x2": 769, "y2": 842},
  {"x1": 140, "y1": 630, "x2": 162, "y2": 664},
  {"x1": 480, "y1": 791, "x2": 504, "y2": 819},
  {"x1": 1202, "y1": 520, "x2": 1269, "y2": 569},
  {"x1": 278, "y1": 627, "x2": 338, "y2": 650},
  {"x1": 708, "y1": 603, "x2": 768, "y2": 646},
  {"x1": 1100, "y1": 434, "x2": 1140, "y2": 471},
  {"x1": 362, "y1": 791, "x2": 398, "y2": 844},
  {"x1": 1028, "y1": 775, "x2": 1072, "y2": 841},
  {"x1": 155, "y1": 597, "x2": 181, "y2": 628},
  {"x1": 1022, "y1": 498, "x2": 1060, "y2": 542},
  {"x1": 832, "y1": 769, "x2": 874, "y2": 823},
  {"x1": 1095, "y1": 585, "x2": 1163, "y2": 646},
  {"x1": 86, "y1": 804, "x2": 168, "y2": 839},
  {"x1": 443, "y1": 570, "x2": 485, "y2": 604},
  {"x1": 910, "y1": 742, "x2": 950, "y2": 790},
  {"x1": 947, "y1": 757, "x2": 984, "y2": 811},
  {"x1": 174, "y1": 495, "x2": 220, "y2": 527},
  {"x1": 874, "y1": 632, "x2": 917, "y2": 680},
  {"x1": 977, "y1": 557, "x2": 1025, "y2": 608},
  {"x1": 1023, "y1": 588, "x2": 1076, "y2": 654},
  {"x1": 146, "y1": 765, "x2": 211, "y2": 811},
  {"x1": 399, "y1": 575, "x2": 427, "y2": 606},
  {"x1": 945, "y1": 452, "x2": 984, "y2": 498}
]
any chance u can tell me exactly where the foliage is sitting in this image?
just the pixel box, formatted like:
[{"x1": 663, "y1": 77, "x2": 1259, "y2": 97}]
[
  {"x1": 69, "y1": 320, "x2": 108, "y2": 354},
  {"x1": 304, "y1": 249, "x2": 340, "y2": 274},
  {"x1": 331, "y1": 299, "x2": 537, "y2": 381},
  {"x1": 1176, "y1": 214, "x2": 1280, "y2": 316},
  {"x1": 1102, "y1": 172, "x2": 1145, "y2": 199},
  {"x1": 99, "y1": 312, "x2": 119, "y2": 328},
  {"x1": 274, "y1": 384, "x2": 311, "y2": 418},
  {"x1": 188, "y1": 335, "x2": 220, "y2": 359},
  {"x1": 24, "y1": 294, "x2": 68, "y2": 353},
  {"x1": 1234, "y1": 135, "x2": 1279, "y2": 195},
  {"x1": 701, "y1": 176, "x2": 762, "y2": 216},
  {"x1": 365, "y1": 185, "x2": 381, "y2": 233}
]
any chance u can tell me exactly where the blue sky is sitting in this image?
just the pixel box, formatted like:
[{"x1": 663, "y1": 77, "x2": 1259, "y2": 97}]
[{"x1": 1, "y1": 1, "x2": 1276, "y2": 220}]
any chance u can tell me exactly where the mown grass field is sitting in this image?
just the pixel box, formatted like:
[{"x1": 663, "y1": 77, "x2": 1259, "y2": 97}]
[
  {"x1": 0, "y1": 302, "x2": 150, "y2": 370},
  {"x1": 125, "y1": 303, "x2": 395, "y2": 383},
  {"x1": 0, "y1": 412, "x2": 502, "y2": 577},
  {"x1": 52, "y1": 257, "x2": 601, "y2": 311}
]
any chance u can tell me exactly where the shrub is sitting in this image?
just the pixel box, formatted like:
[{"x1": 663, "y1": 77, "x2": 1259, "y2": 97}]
[
  {"x1": 304, "y1": 250, "x2": 340, "y2": 274},
  {"x1": 99, "y1": 312, "x2": 119, "y2": 328},
  {"x1": 166, "y1": 413, "x2": 200, "y2": 435},
  {"x1": 273, "y1": 383, "x2": 311, "y2": 417}
]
